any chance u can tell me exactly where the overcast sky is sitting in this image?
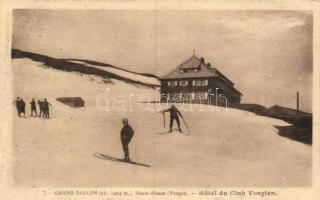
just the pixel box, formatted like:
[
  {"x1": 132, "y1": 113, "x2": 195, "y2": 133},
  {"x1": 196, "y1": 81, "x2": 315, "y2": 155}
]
[{"x1": 12, "y1": 10, "x2": 313, "y2": 112}]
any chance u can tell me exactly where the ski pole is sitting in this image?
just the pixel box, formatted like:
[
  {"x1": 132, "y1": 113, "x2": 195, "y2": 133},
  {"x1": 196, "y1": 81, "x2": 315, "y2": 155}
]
[
  {"x1": 50, "y1": 107, "x2": 53, "y2": 118},
  {"x1": 181, "y1": 116, "x2": 190, "y2": 134},
  {"x1": 163, "y1": 112, "x2": 165, "y2": 128}
]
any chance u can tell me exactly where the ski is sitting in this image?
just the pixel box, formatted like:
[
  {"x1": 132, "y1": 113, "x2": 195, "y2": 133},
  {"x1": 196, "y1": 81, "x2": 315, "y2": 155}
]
[
  {"x1": 94, "y1": 153, "x2": 151, "y2": 168},
  {"x1": 158, "y1": 129, "x2": 190, "y2": 136},
  {"x1": 175, "y1": 128, "x2": 190, "y2": 136}
]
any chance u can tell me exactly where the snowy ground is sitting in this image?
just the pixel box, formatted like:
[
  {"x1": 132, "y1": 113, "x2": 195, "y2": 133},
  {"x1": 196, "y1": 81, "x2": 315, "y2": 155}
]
[{"x1": 12, "y1": 58, "x2": 311, "y2": 187}]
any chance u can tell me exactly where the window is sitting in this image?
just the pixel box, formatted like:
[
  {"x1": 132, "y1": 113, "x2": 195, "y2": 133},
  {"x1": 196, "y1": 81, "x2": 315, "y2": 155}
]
[
  {"x1": 191, "y1": 93, "x2": 195, "y2": 100},
  {"x1": 192, "y1": 79, "x2": 208, "y2": 86},
  {"x1": 176, "y1": 93, "x2": 184, "y2": 101},
  {"x1": 168, "y1": 81, "x2": 178, "y2": 87},
  {"x1": 194, "y1": 92, "x2": 208, "y2": 100},
  {"x1": 161, "y1": 93, "x2": 169, "y2": 101},
  {"x1": 179, "y1": 80, "x2": 188, "y2": 87},
  {"x1": 169, "y1": 93, "x2": 175, "y2": 100},
  {"x1": 195, "y1": 93, "x2": 202, "y2": 100},
  {"x1": 185, "y1": 92, "x2": 195, "y2": 100}
]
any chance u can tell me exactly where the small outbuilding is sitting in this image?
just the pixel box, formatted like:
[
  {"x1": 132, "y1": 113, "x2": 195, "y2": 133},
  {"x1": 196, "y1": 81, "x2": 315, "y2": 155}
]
[
  {"x1": 266, "y1": 105, "x2": 312, "y2": 126},
  {"x1": 56, "y1": 97, "x2": 85, "y2": 108}
]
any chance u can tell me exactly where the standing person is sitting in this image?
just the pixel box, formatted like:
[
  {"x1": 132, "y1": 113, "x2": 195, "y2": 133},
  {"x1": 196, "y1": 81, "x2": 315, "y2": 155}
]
[
  {"x1": 20, "y1": 98, "x2": 26, "y2": 117},
  {"x1": 14, "y1": 97, "x2": 21, "y2": 117},
  {"x1": 43, "y1": 98, "x2": 51, "y2": 119},
  {"x1": 162, "y1": 104, "x2": 183, "y2": 133},
  {"x1": 30, "y1": 98, "x2": 37, "y2": 117},
  {"x1": 37, "y1": 100, "x2": 44, "y2": 118},
  {"x1": 120, "y1": 118, "x2": 134, "y2": 162}
]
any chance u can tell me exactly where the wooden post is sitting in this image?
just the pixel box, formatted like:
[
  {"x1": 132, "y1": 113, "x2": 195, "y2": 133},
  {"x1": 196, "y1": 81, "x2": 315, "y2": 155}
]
[
  {"x1": 296, "y1": 92, "x2": 299, "y2": 123},
  {"x1": 297, "y1": 92, "x2": 299, "y2": 112}
]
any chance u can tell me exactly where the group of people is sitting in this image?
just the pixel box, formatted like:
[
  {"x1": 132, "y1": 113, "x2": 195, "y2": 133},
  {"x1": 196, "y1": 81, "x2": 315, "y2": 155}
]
[
  {"x1": 14, "y1": 97, "x2": 52, "y2": 119},
  {"x1": 14, "y1": 96, "x2": 181, "y2": 163}
]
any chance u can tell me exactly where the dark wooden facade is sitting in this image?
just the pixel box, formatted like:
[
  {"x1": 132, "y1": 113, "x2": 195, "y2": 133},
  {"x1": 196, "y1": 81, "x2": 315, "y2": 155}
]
[{"x1": 159, "y1": 55, "x2": 242, "y2": 106}]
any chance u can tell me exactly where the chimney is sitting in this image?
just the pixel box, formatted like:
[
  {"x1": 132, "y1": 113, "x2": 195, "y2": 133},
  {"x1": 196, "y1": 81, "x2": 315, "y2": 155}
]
[{"x1": 207, "y1": 62, "x2": 211, "y2": 68}]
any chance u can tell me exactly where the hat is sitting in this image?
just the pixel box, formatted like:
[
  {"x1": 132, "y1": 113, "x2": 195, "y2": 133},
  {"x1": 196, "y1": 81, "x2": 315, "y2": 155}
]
[{"x1": 122, "y1": 118, "x2": 128, "y2": 124}]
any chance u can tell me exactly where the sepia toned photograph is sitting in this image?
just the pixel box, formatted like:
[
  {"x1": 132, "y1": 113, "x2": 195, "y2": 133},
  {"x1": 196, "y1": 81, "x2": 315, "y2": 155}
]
[{"x1": 9, "y1": 8, "x2": 313, "y2": 190}]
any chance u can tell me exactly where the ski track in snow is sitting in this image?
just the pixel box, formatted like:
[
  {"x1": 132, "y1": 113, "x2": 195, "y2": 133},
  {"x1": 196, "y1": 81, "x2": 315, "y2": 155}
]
[{"x1": 11, "y1": 58, "x2": 311, "y2": 187}]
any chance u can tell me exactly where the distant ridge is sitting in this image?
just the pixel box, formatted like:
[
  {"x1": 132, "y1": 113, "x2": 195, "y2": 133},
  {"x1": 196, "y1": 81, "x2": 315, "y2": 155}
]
[{"x1": 12, "y1": 49, "x2": 160, "y2": 88}]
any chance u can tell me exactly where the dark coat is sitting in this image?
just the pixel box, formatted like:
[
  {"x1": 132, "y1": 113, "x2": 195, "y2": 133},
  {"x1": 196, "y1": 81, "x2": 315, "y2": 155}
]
[
  {"x1": 43, "y1": 101, "x2": 51, "y2": 110},
  {"x1": 20, "y1": 100, "x2": 26, "y2": 112},
  {"x1": 15, "y1": 100, "x2": 21, "y2": 110},
  {"x1": 37, "y1": 101, "x2": 44, "y2": 110},
  {"x1": 120, "y1": 124, "x2": 134, "y2": 142},
  {"x1": 164, "y1": 106, "x2": 182, "y2": 119},
  {"x1": 30, "y1": 101, "x2": 36, "y2": 109}
]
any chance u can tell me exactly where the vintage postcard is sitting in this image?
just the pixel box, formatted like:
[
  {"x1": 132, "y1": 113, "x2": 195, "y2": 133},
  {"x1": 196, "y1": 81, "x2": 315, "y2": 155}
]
[{"x1": 0, "y1": 0, "x2": 319, "y2": 200}]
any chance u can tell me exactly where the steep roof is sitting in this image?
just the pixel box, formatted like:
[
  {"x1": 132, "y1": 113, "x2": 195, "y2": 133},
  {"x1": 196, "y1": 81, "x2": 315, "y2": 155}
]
[
  {"x1": 160, "y1": 55, "x2": 219, "y2": 79},
  {"x1": 179, "y1": 55, "x2": 202, "y2": 69}
]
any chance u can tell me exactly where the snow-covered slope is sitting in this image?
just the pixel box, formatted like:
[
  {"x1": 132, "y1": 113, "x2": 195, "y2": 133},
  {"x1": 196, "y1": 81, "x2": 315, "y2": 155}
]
[
  {"x1": 12, "y1": 49, "x2": 160, "y2": 88},
  {"x1": 68, "y1": 59, "x2": 160, "y2": 86},
  {"x1": 12, "y1": 57, "x2": 311, "y2": 187}
]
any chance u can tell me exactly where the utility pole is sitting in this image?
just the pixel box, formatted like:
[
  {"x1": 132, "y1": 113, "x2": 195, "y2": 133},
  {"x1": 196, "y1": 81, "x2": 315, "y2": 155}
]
[
  {"x1": 296, "y1": 92, "x2": 299, "y2": 123},
  {"x1": 296, "y1": 92, "x2": 299, "y2": 112}
]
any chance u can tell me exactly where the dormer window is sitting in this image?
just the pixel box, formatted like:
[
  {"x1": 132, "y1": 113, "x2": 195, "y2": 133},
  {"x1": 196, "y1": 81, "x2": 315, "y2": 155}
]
[
  {"x1": 180, "y1": 69, "x2": 185, "y2": 73},
  {"x1": 194, "y1": 68, "x2": 198, "y2": 73}
]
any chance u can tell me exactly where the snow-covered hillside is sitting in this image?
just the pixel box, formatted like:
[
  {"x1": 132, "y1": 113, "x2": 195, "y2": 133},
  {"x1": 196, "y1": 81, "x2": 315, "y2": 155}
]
[
  {"x1": 12, "y1": 57, "x2": 311, "y2": 187},
  {"x1": 68, "y1": 59, "x2": 160, "y2": 86},
  {"x1": 12, "y1": 49, "x2": 160, "y2": 88}
]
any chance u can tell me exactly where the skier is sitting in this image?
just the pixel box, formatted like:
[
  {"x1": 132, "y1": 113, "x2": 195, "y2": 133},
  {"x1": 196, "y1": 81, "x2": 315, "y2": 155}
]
[
  {"x1": 120, "y1": 118, "x2": 134, "y2": 162},
  {"x1": 20, "y1": 98, "x2": 26, "y2": 117},
  {"x1": 14, "y1": 97, "x2": 21, "y2": 117},
  {"x1": 43, "y1": 98, "x2": 51, "y2": 119},
  {"x1": 30, "y1": 98, "x2": 37, "y2": 117},
  {"x1": 162, "y1": 104, "x2": 183, "y2": 133}
]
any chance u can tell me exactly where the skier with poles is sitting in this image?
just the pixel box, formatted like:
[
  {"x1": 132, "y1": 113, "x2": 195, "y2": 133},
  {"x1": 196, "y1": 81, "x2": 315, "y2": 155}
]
[{"x1": 161, "y1": 104, "x2": 184, "y2": 133}]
